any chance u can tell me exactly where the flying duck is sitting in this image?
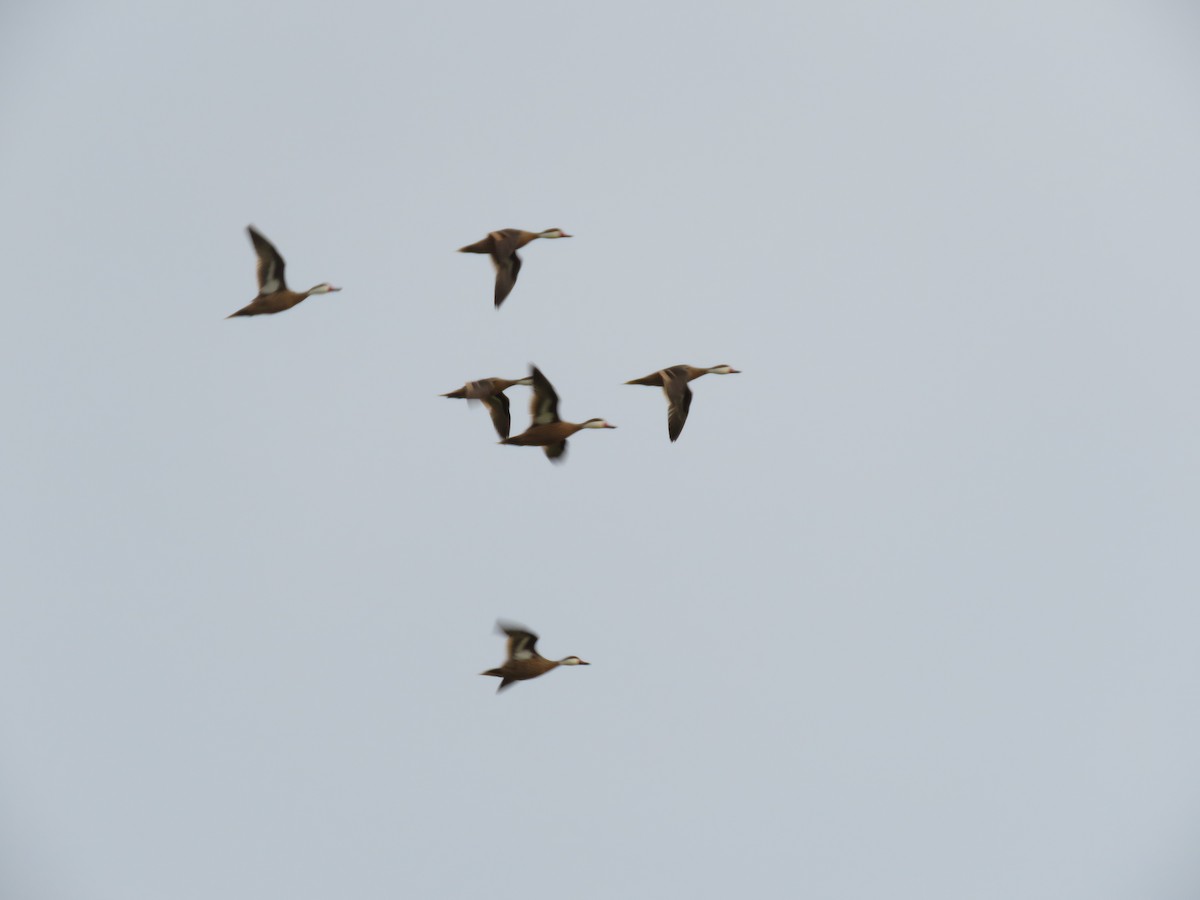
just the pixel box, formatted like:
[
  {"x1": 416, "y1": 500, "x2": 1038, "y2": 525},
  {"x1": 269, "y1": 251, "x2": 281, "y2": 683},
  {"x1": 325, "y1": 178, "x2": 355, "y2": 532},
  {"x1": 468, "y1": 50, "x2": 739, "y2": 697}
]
[
  {"x1": 226, "y1": 226, "x2": 340, "y2": 318},
  {"x1": 458, "y1": 228, "x2": 571, "y2": 308},
  {"x1": 441, "y1": 375, "x2": 534, "y2": 439},
  {"x1": 625, "y1": 364, "x2": 740, "y2": 441},
  {"x1": 482, "y1": 621, "x2": 590, "y2": 692},
  {"x1": 502, "y1": 365, "x2": 615, "y2": 462}
]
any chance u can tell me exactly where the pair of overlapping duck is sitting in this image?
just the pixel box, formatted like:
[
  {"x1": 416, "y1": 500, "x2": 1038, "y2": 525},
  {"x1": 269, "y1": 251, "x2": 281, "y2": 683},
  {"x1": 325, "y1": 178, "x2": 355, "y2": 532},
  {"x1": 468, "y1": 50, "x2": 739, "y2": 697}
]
[
  {"x1": 229, "y1": 225, "x2": 740, "y2": 457},
  {"x1": 441, "y1": 361, "x2": 738, "y2": 459}
]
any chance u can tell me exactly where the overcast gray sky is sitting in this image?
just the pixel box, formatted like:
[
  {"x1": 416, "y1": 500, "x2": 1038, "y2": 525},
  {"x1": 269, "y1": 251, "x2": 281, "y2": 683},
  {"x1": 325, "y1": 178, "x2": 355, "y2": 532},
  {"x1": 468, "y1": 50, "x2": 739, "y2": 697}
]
[{"x1": 3, "y1": 1, "x2": 1200, "y2": 897}]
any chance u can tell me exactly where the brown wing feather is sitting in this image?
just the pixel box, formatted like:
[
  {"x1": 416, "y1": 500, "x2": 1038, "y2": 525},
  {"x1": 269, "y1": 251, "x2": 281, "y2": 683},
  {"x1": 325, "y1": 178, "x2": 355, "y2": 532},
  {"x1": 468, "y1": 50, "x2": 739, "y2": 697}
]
[
  {"x1": 543, "y1": 441, "x2": 568, "y2": 462},
  {"x1": 498, "y1": 621, "x2": 541, "y2": 659},
  {"x1": 529, "y1": 366, "x2": 561, "y2": 424},
  {"x1": 483, "y1": 393, "x2": 512, "y2": 439},
  {"x1": 494, "y1": 252, "x2": 522, "y2": 308},
  {"x1": 663, "y1": 370, "x2": 694, "y2": 442},
  {"x1": 247, "y1": 226, "x2": 287, "y2": 294}
]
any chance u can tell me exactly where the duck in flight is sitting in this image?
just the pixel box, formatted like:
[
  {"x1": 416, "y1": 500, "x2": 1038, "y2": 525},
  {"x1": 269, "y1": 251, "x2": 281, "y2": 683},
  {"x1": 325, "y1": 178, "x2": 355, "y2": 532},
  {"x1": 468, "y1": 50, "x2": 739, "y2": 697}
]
[
  {"x1": 458, "y1": 228, "x2": 571, "y2": 309},
  {"x1": 440, "y1": 375, "x2": 534, "y2": 440},
  {"x1": 625, "y1": 364, "x2": 740, "y2": 442},
  {"x1": 227, "y1": 226, "x2": 340, "y2": 318},
  {"x1": 501, "y1": 365, "x2": 615, "y2": 462},
  {"x1": 482, "y1": 621, "x2": 590, "y2": 692}
]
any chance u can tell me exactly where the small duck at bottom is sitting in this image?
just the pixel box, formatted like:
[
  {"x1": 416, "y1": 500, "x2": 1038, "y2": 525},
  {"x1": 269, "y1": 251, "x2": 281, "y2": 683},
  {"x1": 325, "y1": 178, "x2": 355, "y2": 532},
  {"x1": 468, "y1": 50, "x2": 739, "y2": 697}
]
[
  {"x1": 441, "y1": 375, "x2": 534, "y2": 439},
  {"x1": 501, "y1": 365, "x2": 615, "y2": 462},
  {"x1": 482, "y1": 620, "x2": 590, "y2": 692},
  {"x1": 625, "y1": 364, "x2": 740, "y2": 442},
  {"x1": 458, "y1": 227, "x2": 571, "y2": 309},
  {"x1": 227, "y1": 226, "x2": 341, "y2": 318}
]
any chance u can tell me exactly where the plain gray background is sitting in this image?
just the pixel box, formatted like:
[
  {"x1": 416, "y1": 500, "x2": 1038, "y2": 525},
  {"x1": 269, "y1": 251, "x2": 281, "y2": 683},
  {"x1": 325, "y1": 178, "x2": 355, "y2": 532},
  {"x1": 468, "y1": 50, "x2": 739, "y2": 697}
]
[{"x1": 2, "y1": 1, "x2": 1199, "y2": 897}]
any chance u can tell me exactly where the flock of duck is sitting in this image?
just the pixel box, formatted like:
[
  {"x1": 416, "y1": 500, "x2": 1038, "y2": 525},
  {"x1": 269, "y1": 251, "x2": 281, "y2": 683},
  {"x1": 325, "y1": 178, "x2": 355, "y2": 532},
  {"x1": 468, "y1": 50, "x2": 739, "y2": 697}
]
[{"x1": 228, "y1": 224, "x2": 740, "y2": 690}]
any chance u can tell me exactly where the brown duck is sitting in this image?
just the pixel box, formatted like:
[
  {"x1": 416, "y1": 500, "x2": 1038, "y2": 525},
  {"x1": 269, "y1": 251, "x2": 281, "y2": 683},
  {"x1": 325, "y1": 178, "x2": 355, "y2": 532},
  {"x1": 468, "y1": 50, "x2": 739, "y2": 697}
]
[
  {"x1": 227, "y1": 226, "x2": 341, "y2": 318},
  {"x1": 440, "y1": 375, "x2": 534, "y2": 439},
  {"x1": 458, "y1": 228, "x2": 571, "y2": 308},
  {"x1": 482, "y1": 621, "x2": 589, "y2": 692},
  {"x1": 501, "y1": 365, "x2": 615, "y2": 462},
  {"x1": 625, "y1": 364, "x2": 740, "y2": 442}
]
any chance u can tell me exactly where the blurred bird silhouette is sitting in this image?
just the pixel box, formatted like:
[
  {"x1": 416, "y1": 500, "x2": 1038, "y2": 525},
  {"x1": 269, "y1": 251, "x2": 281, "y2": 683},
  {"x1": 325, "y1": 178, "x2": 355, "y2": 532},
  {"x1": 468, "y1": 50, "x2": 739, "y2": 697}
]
[
  {"x1": 226, "y1": 226, "x2": 341, "y2": 318},
  {"x1": 482, "y1": 621, "x2": 590, "y2": 692},
  {"x1": 625, "y1": 364, "x2": 740, "y2": 441},
  {"x1": 441, "y1": 375, "x2": 534, "y2": 439},
  {"x1": 501, "y1": 365, "x2": 616, "y2": 463},
  {"x1": 458, "y1": 227, "x2": 571, "y2": 308}
]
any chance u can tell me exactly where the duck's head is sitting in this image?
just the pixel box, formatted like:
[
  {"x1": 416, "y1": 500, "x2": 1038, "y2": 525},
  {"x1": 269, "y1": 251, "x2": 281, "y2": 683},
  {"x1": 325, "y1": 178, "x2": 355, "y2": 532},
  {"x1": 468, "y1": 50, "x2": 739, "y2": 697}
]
[
  {"x1": 581, "y1": 418, "x2": 616, "y2": 429},
  {"x1": 539, "y1": 228, "x2": 572, "y2": 239},
  {"x1": 307, "y1": 283, "x2": 342, "y2": 295},
  {"x1": 709, "y1": 364, "x2": 739, "y2": 374},
  {"x1": 559, "y1": 656, "x2": 590, "y2": 666}
]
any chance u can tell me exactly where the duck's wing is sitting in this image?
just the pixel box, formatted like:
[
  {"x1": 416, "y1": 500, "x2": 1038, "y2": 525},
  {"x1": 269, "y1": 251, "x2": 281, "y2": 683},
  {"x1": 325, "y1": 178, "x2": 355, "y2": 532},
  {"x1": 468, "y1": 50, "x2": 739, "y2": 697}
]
[
  {"x1": 247, "y1": 226, "x2": 287, "y2": 294},
  {"x1": 493, "y1": 252, "x2": 522, "y2": 308},
  {"x1": 497, "y1": 621, "x2": 541, "y2": 660},
  {"x1": 663, "y1": 368, "x2": 694, "y2": 442},
  {"x1": 483, "y1": 393, "x2": 512, "y2": 439},
  {"x1": 529, "y1": 366, "x2": 561, "y2": 424},
  {"x1": 543, "y1": 441, "x2": 568, "y2": 463}
]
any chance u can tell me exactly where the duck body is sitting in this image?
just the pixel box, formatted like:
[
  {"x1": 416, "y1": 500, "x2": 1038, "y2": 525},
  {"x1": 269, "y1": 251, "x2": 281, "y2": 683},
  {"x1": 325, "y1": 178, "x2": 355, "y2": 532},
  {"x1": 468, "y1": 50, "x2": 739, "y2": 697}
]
[
  {"x1": 227, "y1": 226, "x2": 340, "y2": 318},
  {"x1": 502, "y1": 420, "x2": 596, "y2": 447},
  {"x1": 458, "y1": 227, "x2": 571, "y2": 308},
  {"x1": 227, "y1": 291, "x2": 310, "y2": 318},
  {"x1": 482, "y1": 621, "x2": 589, "y2": 692},
  {"x1": 441, "y1": 376, "x2": 533, "y2": 439},
  {"x1": 626, "y1": 364, "x2": 740, "y2": 442},
  {"x1": 501, "y1": 365, "x2": 615, "y2": 462}
]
